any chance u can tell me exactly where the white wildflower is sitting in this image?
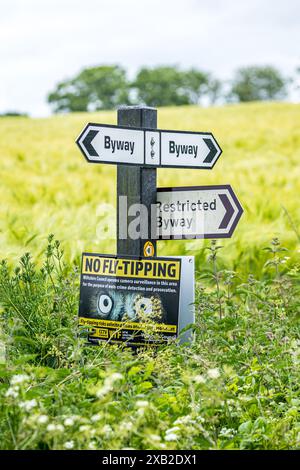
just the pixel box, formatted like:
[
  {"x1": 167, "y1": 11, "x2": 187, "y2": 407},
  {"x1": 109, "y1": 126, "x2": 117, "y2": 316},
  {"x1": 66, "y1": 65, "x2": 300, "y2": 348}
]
[
  {"x1": 90, "y1": 413, "x2": 101, "y2": 423},
  {"x1": 193, "y1": 374, "x2": 206, "y2": 384},
  {"x1": 207, "y1": 368, "x2": 220, "y2": 379},
  {"x1": 120, "y1": 421, "x2": 133, "y2": 431},
  {"x1": 11, "y1": 374, "x2": 29, "y2": 385},
  {"x1": 149, "y1": 434, "x2": 161, "y2": 442},
  {"x1": 136, "y1": 400, "x2": 149, "y2": 408},
  {"x1": 19, "y1": 399, "x2": 37, "y2": 411},
  {"x1": 79, "y1": 425, "x2": 90, "y2": 432},
  {"x1": 46, "y1": 423, "x2": 64, "y2": 433},
  {"x1": 64, "y1": 441, "x2": 74, "y2": 449},
  {"x1": 174, "y1": 415, "x2": 193, "y2": 425},
  {"x1": 5, "y1": 387, "x2": 19, "y2": 398},
  {"x1": 47, "y1": 424, "x2": 56, "y2": 432},
  {"x1": 102, "y1": 424, "x2": 112, "y2": 436},
  {"x1": 64, "y1": 417, "x2": 75, "y2": 427},
  {"x1": 37, "y1": 415, "x2": 48, "y2": 424},
  {"x1": 96, "y1": 373, "x2": 123, "y2": 398},
  {"x1": 109, "y1": 372, "x2": 123, "y2": 382},
  {"x1": 165, "y1": 433, "x2": 178, "y2": 441},
  {"x1": 166, "y1": 426, "x2": 180, "y2": 434}
]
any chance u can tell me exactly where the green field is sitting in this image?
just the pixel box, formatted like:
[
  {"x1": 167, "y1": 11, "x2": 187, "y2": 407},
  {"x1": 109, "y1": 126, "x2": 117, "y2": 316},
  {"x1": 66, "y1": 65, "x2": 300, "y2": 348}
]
[
  {"x1": 0, "y1": 103, "x2": 299, "y2": 450},
  {"x1": 1, "y1": 102, "x2": 299, "y2": 272}
]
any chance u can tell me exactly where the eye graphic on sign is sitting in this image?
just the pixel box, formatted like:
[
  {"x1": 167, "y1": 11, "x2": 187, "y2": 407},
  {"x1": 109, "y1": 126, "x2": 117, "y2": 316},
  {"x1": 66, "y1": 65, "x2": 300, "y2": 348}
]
[
  {"x1": 143, "y1": 241, "x2": 155, "y2": 257},
  {"x1": 97, "y1": 294, "x2": 113, "y2": 315}
]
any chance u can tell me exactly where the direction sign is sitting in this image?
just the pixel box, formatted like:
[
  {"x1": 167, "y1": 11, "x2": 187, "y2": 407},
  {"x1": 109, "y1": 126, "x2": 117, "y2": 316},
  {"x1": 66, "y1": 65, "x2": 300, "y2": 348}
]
[
  {"x1": 76, "y1": 123, "x2": 222, "y2": 169},
  {"x1": 157, "y1": 185, "x2": 243, "y2": 239}
]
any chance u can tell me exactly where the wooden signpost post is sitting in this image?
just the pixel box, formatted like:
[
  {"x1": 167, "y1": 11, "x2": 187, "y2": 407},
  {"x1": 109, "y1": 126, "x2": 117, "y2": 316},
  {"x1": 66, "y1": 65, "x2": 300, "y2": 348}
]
[{"x1": 117, "y1": 106, "x2": 157, "y2": 258}]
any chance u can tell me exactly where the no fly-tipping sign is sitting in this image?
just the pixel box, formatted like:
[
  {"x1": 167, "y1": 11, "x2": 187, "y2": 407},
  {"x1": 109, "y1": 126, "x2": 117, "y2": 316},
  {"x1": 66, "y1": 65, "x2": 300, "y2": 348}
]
[
  {"x1": 76, "y1": 123, "x2": 222, "y2": 169},
  {"x1": 157, "y1": 185, "x2": 243, "y2": 239}
]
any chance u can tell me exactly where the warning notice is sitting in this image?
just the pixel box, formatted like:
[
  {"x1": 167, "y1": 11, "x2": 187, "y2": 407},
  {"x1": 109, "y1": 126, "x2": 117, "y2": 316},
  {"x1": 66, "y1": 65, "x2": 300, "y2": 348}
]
[{"x1": 78, "y1": 253, "x2": 181, "y2": 347}]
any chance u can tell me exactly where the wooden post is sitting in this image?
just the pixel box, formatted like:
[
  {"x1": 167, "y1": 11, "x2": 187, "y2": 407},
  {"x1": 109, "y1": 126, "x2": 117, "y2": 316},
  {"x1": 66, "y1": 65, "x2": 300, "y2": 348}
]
[{"x1": 117, "y1": 106, "x2": 157, "y2": 257}]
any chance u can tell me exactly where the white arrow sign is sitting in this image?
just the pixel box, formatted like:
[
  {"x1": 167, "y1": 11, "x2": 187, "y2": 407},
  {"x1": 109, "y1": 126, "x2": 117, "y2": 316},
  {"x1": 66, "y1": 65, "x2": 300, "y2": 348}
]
[
  {"x1": 77, "y1": 123, "x2": 222, "y2": 169},
  {"x1": 157, "y1": 185, "x2": 243, "y2": 239}
]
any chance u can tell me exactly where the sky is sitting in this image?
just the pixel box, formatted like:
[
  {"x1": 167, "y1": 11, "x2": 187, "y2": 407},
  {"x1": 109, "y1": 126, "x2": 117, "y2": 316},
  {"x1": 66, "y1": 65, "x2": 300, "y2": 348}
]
[{"x1": 0, "y1": 0, "x2": 299, "y2": 116}]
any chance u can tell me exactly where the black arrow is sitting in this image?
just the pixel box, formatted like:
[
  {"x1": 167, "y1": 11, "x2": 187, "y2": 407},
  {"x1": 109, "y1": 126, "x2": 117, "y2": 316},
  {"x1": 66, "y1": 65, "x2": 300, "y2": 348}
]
[
  {"x1": 203, "y1": 137, "x2": 218, "y2": 163},
  {"x1": 218, "y1": 193, "x2": 234, "y2": 229},
  {"x1": 82, "y1": 129, "x2": 99, "y2": 157}
]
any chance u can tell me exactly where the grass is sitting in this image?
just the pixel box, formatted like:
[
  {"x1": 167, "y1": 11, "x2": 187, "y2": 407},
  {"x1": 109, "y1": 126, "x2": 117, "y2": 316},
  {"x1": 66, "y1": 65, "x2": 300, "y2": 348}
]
[{"x1": 0, "y1": 102, "x2": 299, "y2": 449}]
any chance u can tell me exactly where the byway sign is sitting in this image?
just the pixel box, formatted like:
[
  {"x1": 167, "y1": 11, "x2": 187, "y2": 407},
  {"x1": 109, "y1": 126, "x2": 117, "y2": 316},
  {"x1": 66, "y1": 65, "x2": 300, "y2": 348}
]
[
  {"x1": 157, "y1": 185, "x2": 243, "y2": 239},
  {"x1": 77, "y1": 123, "x2": 222, "y2": 169}
]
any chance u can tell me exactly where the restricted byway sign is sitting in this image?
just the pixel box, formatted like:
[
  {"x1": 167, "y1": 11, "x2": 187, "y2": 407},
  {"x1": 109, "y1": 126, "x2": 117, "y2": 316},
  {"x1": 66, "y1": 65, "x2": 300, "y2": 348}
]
[
  {"x1": 157, "y1": 185, "x2": 243, "y2": 239},
  {"x1": 76, "y1": 123, "x2": 222, "y2": 169}
]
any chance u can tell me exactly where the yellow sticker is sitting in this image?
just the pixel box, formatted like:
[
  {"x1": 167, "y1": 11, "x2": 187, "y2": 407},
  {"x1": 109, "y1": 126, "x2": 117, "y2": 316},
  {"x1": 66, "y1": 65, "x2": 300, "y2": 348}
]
[{"x1": 143, "y1": 241, "x2": 155, "y2": 257}]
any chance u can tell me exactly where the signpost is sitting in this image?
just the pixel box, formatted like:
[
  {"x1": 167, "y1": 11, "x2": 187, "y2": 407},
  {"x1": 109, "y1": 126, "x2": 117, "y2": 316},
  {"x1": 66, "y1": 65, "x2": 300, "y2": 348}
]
[
  {"x1": 76, "y1": 105, "x2": 243, "y2": 347},
  {"x1": 157, "y1": 185, "x2": 243, "y2": 239},
  {"x1": 76, "y1": 122, "x2": 222, "y2": 169}
]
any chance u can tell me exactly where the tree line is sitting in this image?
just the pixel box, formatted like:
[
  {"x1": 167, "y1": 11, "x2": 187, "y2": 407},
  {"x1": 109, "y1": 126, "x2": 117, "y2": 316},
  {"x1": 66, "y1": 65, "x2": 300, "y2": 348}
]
[{"x1": 47, "y1": 64, "x2": 290, "y2": 113}]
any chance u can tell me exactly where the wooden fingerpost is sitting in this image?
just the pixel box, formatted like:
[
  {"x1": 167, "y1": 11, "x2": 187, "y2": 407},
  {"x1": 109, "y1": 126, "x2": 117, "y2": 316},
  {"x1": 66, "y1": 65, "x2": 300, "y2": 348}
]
[{"x1": 117, "y1": 105, "x2": 157, "y2": 257}]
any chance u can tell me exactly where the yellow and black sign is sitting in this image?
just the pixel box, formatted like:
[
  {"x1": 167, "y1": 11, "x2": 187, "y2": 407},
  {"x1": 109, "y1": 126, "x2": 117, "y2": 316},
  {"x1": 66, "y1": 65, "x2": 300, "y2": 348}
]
[
  {"x1": 79, "y1": 253, "x2": 181, "y2": 348},
  {"x1": 82, "y1": 254, "x2": 180, "y2": 280}
]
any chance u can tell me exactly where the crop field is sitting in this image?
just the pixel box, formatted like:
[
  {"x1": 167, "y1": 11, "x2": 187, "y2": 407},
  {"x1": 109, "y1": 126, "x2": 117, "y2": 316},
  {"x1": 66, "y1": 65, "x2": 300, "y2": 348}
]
[
  {"x1": 0, "y1": 103, "x2": 299, "y2": 450},
  {"x1": 0, "y1": 102, "x2": 299, "y2": 273}
]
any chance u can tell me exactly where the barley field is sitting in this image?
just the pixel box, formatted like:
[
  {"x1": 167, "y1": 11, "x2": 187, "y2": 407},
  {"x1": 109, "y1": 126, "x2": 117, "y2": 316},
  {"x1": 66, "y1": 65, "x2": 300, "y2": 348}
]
[{"x1": 0, "y1": 102, "x2": 299, "y2": 273}]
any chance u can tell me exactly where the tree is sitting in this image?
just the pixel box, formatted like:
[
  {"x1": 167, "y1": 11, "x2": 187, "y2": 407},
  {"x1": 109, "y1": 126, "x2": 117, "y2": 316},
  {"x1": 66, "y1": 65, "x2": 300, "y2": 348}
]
[
  {"x1": 181, "y1": 68, "x2": 210, "y2": 104},
  {"x1": 47, "y1": 65, "x2": 130, "y2": 113},
  {"x1": 229, "y1": 66, "x2": 287, "y2": 102},
  {"x1": 133, "y1": 66, "x2": 190, "y2": 107}
]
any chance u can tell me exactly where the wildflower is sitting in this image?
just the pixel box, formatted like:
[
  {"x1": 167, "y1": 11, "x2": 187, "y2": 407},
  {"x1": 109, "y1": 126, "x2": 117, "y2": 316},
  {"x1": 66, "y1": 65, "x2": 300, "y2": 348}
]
[
  {"x1": 11, "y1": 374, "x2": 29, "y2": 385},
  {"x1": 193, "y1": 375, "x2": 206, "y2": 384},
  {"x1": 64, "y1": 441, "x2": 74, "y2": 449},
  {"x1": 166, "y1": 426, "x2": 180, "y2": 434},
  {"x1": 102, "y1": 424, "x2": 112, "y2": 436},
  {"x1": 136, "y1": 400, "x2": 149, "y2": 408},
  {"x1": 109, "y1": 372, "x2": 123, "y2": 382},
  {"x1": 91, "y1": 414, "x2": 101, "y2": 423},
  {"x1": 79, "y1": 425, "x2": 90, "y2": 432},
  {"x1": 149, "y1": 434, "x2": 161, "y2": 442},
  {"x1": 47, "y1": 424, "x2": 56, "y2": 432},
  {"x1": 64, "y1": 417, "x2": 75, "y2": 427},
  {"x1": 47, "y1": 423, "x2": 64, "y2": 433},
  {"x1": 37, "y1": 415, "x2": 48, "y2": 424},
  {"x1": 207, "y1": 368, "x2": 220, "y2": 379},
  {"x1": 174, "y1": 415, "x2": 193, "y2": 425},
  {"x1": 5, "y1": 387, "x2": 19, "y2": 398},
  {"x1": 119, "y1": 421, "x2": 133, "y2": 431},
  {"x1": 219, "y1": 427, "x2": 236, "y2": 438},
  {"x1": 165, "y1": 433, "x2": 177, "y2": 441},
  {"x1": 19, "y1": 399, "x2": 37, "y2": 411}
]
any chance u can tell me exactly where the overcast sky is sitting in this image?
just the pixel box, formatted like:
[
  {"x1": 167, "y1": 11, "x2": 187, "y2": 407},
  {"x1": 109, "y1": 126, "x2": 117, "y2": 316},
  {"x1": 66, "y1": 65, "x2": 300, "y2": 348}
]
[{"x1": 0, "y1": 0, "x2": 299, "y2": 116}]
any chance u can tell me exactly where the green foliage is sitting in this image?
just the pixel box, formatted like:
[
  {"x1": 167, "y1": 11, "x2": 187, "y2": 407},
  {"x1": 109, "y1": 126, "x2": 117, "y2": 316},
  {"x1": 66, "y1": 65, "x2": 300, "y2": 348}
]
[
  {"x1": 133, "y1": 66, "x2": 211, "y2": 107},
  {"x1": 47, "y1": 65, "x2": 219, "y2": 111},
  {"x1": 0, "y1": 238, "x2": 299, "y2": 450},
  {"x1": 0, "y1": 235, "x2": 79, "y2": 367},
  {"x1": 230, "y1": 66, "x2": 287, "y2": 102},
  {"x1": 133, "y1": 66, "x2": 189, "y2": 107},
  {"x1": 48, "y1": 65, "x2": 130, "y2": 113}
]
